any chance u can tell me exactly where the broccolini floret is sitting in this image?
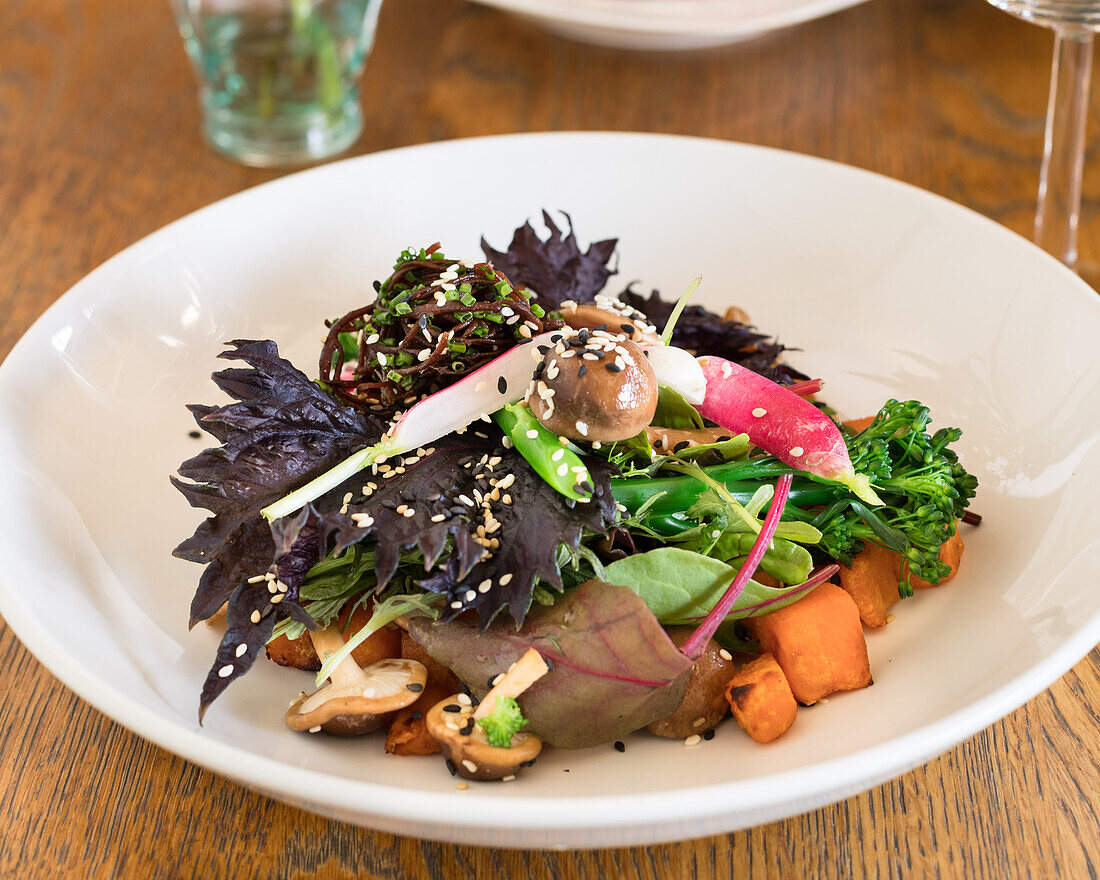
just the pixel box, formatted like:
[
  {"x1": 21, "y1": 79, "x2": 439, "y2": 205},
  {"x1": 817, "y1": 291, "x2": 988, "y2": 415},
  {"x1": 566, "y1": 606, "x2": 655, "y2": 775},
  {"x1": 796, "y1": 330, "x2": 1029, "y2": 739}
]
[{"x1": 478, "y1": 696, "x2": 529, "y2": 747}]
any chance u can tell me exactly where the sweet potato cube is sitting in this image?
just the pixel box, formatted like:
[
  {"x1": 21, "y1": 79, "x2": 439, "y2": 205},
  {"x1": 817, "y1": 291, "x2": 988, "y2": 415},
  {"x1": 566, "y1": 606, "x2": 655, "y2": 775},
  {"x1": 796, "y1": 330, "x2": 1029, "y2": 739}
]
[
  {"x1": 839, "y1": 541, "x2": 902, "y2": 628},
  {"x1": 385, "y1": 678, "x2": 454, "y2": 756},
  {"x1": 748, "y1": 583, "x2": 872, "y2": 705},
  {"x1": 724, "y1": 654, "x2": 797, "y2": 743},
  {"x1": 843, "y1": 415, "x2": 876, "y2": 433},
  {"x1": 907, "y1": 531, "x2": 965, "y2": 589}
]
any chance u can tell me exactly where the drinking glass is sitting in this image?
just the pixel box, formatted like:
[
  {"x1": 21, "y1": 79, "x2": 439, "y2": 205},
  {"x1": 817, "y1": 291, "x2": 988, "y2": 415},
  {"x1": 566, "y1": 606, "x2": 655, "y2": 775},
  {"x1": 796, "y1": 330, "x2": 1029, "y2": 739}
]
[
  {"x1": 170, "y1": 0, "x2": 384, "y2": 167},
  {"x1": 986, "y1": 0, "x2": 1100, "y2": 273}
]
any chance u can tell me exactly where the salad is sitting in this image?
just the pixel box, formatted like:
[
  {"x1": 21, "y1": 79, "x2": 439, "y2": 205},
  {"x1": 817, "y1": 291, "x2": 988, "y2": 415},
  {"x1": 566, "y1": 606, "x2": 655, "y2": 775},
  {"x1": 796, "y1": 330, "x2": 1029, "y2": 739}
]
[{"x1": 173, "y1": 212, "x2": 978, "y2": 782}]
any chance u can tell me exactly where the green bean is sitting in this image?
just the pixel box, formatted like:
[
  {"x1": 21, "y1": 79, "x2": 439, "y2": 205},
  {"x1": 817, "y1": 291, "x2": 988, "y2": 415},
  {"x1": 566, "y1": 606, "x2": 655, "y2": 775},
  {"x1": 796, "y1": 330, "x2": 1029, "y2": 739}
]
[{"x1": 494, "y1": 403, "x2": 594, "y2": 502}]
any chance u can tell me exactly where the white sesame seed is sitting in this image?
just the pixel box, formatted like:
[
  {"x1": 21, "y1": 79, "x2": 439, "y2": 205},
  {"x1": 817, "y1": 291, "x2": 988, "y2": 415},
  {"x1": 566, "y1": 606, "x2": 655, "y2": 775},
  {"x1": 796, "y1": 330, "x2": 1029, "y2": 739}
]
[
  {"x1": 366, "y1": 333, "x2": 380, "y2": 345},
  {"x1": 457, "y1": 693, "x2": 472, "y2": 707},
  {"x1": 693, "y1": 716, "x2": 707, "y2": 727},
  {"x1": 430, "y1": 513, "x2": 446, "y2": 523},
  {"x1": 250, "y1": 610, "x2": 261, "y2": 624},
  {"x1": 264, "y1": 571, "x2": 277, "y2": 581},
  {"x1": 218, "y1": 664, "x2": 234, "y2": 678},
  {"x1": 456, "y1": 781, "x2": 469, "y2": 791},
  {"x1": 459, "y1": 494, "x2": 474, "y2": 506},
  {"x1": 526, "y1": 429, "x2": 539, "y2": 439},
  {"x1": 551, "y1": 448, "x2": 564, "y2": 462},
  {"x1": 518, "y1": 325, "x2": 532, "y2": 338},
  {"x1": 719, "y1": 649, "x2": 733, "y2": 661},
  {"x1": 684, "y1": 734, "x2": 702, "y2": 747},
  {"x1": 377, "y1": 353, "x2": 387, "y2": 366},
  {"x1": 556, "y1": 463, "x2": 569, "y2": 476},
  {"x1": 502, "y1": 775, "x2": 516, "y2": 782},
  {"x1": 462, "y1": 759, "x2": 478, "y2": 773},
  {"x1": 308, "y1": 725, "x2": 322, "y2": 733},
  {"x1": 235, "y1": 643, "x2": 248, "y2": 658},
  {"x1": 752, "y1": 407, "x2": 767, "y2": 417},
  {"x1": 403, "y1": 508, "x2": 416, "y2": 518},
  {"x1": 789, "y1": 446, "x2": 804, "y2": 457},
  {"x1": 270, "y1": 593, "x2": 285, "y2": 604},
  {"x1": 465, "y1": 590, "x2": 476, "y2": 602},
  {"x1": 501, "y1": 306, "x2": 514, "y2": 317},
  {"x1": 575, "y1": 420, "x2": 588, "y2": 436},
  {"x1": 475, "y1": 381, "x2": 487, "y2": 392},
  {"x1": 450, "y1": 600, "x2": 463, "y2": 609}
]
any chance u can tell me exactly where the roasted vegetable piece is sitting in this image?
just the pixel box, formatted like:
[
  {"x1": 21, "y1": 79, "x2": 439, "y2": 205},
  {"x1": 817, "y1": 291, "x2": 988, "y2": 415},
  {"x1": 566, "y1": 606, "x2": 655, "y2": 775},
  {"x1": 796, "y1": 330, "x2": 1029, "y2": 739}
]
[
  {"x1": 385, "y1": 677, "x2": 455, "y2": 756},
  {"x1": 724, "y1": 653, "x2": 798, "y2": 743},
  {"x1": 837, "y1": 541, "x2": 904, "y2": 628},
  {"x1": 747, "y1": 582, "x2": 872, "y2": 705},
  {"x1": 906, "y1": 531, "x2": 965, "y2": 589},
  {"x1": 266, "y1": 603, "x2": 401, "y2": 670},
  {"x1": 646, "y1": 627, "x2": 735, "y2": 738}
]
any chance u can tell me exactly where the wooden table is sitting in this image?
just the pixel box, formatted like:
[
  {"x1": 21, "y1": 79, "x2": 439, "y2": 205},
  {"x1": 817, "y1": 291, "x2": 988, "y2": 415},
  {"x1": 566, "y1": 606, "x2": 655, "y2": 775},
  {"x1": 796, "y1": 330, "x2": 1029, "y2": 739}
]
[{"x1": 2, "y1": 0, "x2": 1098, "y2": 876}]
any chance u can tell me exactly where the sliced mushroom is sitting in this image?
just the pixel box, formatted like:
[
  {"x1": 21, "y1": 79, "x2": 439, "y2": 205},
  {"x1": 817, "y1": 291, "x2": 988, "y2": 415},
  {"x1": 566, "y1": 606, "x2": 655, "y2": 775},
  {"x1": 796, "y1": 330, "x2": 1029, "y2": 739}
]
[
  {"x1": 285, "y1": 625, "x2": 427, "y2": 736},
  {"x1": 646, "y1": 627, "x2": 735, "y2": 738},
  {"x1": 531, "y1": 332, "x2": 657, "y2": 442},
  {"x1": 560, "y1": 297, "x2": 661, "y2": 345},
  {"x1": 426, "y1": 648, "x2": 548, "y2": 781},
  {"x1": 646, "y1": 426, "x2": 735, "y2": 454}
]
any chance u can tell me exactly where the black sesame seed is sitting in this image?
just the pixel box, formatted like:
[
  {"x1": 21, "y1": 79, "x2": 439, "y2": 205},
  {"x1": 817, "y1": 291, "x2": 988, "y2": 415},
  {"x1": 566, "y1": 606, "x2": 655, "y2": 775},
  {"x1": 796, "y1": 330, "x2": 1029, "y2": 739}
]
[
  {"x1": 717, "y1": 436, "x2": 731, "y2": 442},
  {"x1": 605, "y1": 363, "x2": 622, "y2": 373},
  {"x1": 703, "y1": 729, "x2": 716, "y2": 741},
  {"x1": 620, "y1": 323, "x2": 636, "y2": 335},
  {"x1": 520, "y1": 759, "x2": 537, "y2": 768},
  {"x1": 543, "y1": 656, "x2": 555, "y2": 672},
  {"x1": 576, "y1": 480, "x2": 594, "y2": 493},
  {"x1": 445, "y1": 758, "x2": 457, "y2": 776},
  {"x1": 534, "y1": 362, "x2": 546, "y2": 378},
  {"x1": 373, "y1": 280, "x2": 382, "y2": 292},
  {"x1": 443, "y1": 704, "x2": 461, "y2": 713},
  {"x1": 188, "y1": 430, "x2": 202, "y2": 439},
  {"x1": 614, "y1": 741, "x2": 626, "y2": 753},
  {"x1": 487, "y1": 676, "x2": 498, "y2": 688},
  {"x1": 460, "y1": 682, "x2": 472, "y2": 696},
  {"x1": 418, "y1": 313, "x2": 428, "y2": 329},
  {"x1": 497, "y1": 376, "x2": 507, "y2": 394},
  {"x1": 406, "y1": 682, "x2": 424, "y2": 692},
  {"x1": 589, "y1": 350, "x2": 605, "y2": 359},
  {"x1": 550, "y1": 334, "x2": 562, "y2": 343},
  {"x1": 537, "y1": 345, "x2": 550, "y2": 355},
  {"x1": 578, "y1": 329, "x2": 590, "y2": 342},
  {"x1": 593, "y1": 323, "x2": 610, "y2": 332},
  {"x1": 642, "y1": 349, "x2": 650, "y2": 357},
  {"x1": 673, "y1": 440, "x2": 691, "y2": 452},
  {"x1": 411, "y1": 711, "x2": 423, "y2": 720},
  {"x1": 460, "y1": 721, "x2": 475, "y2": 736},
  {"x1": 577, "y1": 364, "x2": 587, "y2": 377}
]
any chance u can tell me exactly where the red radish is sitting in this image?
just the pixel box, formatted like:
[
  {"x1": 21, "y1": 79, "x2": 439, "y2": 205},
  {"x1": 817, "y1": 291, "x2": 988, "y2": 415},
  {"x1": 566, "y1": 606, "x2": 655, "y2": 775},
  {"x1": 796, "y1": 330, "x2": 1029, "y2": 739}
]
[
  {"x1": 680, "y1": 474, "x2": 793, "y2": 660},
  {"x1": 696, "y1": 356, "x2": 881, "y2": 507},
  {"x1": 262, "y1": 332, "x2": 556, "y2": 521},
  {"x1": 786, "y1": 378, "x2": 824, "y2": 397}
]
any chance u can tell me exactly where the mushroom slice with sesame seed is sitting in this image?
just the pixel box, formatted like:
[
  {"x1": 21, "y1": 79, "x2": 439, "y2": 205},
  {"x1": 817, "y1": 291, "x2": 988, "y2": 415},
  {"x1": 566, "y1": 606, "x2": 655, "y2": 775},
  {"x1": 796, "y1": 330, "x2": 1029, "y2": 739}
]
[
  {"x1": 285, "y1": 626, "x2": 427, "y2": 736},
  {"x1": 426, "y1": 648, "x2": 549, "y2": 780}
]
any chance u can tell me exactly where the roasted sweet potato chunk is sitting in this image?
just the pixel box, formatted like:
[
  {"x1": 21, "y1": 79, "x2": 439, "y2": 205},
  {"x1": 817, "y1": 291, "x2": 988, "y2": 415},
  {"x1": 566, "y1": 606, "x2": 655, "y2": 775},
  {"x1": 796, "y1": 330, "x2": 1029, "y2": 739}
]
[
  {"x1": 385, "y1": 678, "x2": 454, "y2": 756},
  {"x1": 724, "y1": 654, "x2": 797, "y2": 743},
  {"x1": 748, "y1": 583, "x2": 872, "y2": 705},
  {"x1": 838, "y1": 541, "x2": 902, "y2": 628}
]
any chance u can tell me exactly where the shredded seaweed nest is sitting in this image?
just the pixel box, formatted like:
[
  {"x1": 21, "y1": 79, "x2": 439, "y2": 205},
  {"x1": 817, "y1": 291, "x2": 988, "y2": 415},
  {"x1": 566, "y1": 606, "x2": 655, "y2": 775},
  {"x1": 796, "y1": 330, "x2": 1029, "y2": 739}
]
[{"x1": 320, "y1": 244, "x2": 564, "y2": 410}]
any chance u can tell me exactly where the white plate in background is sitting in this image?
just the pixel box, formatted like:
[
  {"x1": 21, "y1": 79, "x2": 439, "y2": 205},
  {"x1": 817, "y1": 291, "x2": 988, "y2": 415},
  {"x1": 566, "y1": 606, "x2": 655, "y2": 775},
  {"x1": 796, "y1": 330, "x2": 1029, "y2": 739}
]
[
  {"x1": 0, "y1": 132, "x2": 1098, "y2": 848},
  {"x1": 468, "y1": 0, "x2": 871, "y2": 50}
]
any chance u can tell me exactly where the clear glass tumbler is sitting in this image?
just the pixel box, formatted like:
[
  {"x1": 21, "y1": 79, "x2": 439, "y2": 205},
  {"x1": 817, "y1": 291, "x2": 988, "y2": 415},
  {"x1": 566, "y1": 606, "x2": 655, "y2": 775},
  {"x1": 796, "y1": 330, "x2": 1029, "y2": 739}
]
[
  {"x1": 170, "y1": 0, "x2": 384, "y2": 167},
  {"x1": 987, "y1": 0, "x2": 1100, "y2": 275}
]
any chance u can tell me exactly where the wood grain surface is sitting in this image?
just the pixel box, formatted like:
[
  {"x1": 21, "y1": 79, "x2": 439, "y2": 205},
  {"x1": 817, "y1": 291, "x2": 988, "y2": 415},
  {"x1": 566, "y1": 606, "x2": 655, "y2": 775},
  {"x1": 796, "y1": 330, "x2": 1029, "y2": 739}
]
[{"x1": 1, "y1": 0, "x2": 1098, "y2": 876}]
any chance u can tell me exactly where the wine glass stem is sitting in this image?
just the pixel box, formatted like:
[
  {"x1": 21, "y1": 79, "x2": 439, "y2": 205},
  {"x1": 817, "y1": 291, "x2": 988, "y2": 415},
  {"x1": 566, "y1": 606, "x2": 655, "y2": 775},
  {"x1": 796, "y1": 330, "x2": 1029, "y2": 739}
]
[{"x1": 1036, "y1": 29, "x2": 1093, "y2": 267}]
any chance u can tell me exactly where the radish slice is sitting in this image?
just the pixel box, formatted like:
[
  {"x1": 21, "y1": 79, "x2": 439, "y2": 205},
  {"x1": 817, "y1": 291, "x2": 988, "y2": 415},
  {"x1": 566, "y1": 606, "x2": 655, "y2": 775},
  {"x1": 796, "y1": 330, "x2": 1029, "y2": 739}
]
[
  {"x1": 639, "y1": 344, "x2": 707, "y2": 405},
  {"x1": 261, "y1": 333, "x2": 557, "y2": 521},
  {"x1": 696, "y1": 355, "x2": 881, "y2": 507}
]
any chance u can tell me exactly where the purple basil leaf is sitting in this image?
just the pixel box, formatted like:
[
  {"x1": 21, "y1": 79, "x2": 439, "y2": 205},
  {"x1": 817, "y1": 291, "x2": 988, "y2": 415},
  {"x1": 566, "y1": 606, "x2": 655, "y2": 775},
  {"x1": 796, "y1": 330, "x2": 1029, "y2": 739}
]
[
  {"x1": 172, "y1": 340, "x2": 385, "y2": 626},
  {"x1": 282, "y1": 431, "x2": 619, "y2": 628},
  {"x1": 409, "y1": 580, "x2": 692, "y2": 748},
  {"x1": 619, "y1": 285, "x2": 809, "y2": 385},
  {"x1": 481, "y1": 210, "x2": 618, "y2": 310}
]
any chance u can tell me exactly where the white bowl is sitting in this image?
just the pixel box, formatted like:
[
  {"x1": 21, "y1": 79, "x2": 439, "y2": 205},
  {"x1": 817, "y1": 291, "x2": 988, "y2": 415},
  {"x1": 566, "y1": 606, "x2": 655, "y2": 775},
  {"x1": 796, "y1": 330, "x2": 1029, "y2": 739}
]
[
  {"x1": 468, "y1": 0, "x2": 871, "y2": 50},
  {"x1": 1, "y1": 132, "x2": 1098, "y2": 849}
]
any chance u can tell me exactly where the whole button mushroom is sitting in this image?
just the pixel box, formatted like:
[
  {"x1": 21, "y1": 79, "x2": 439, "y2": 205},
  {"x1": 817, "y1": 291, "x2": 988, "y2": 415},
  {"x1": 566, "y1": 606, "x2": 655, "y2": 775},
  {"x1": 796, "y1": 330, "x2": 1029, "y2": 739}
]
[
  {"x1": 645, "y1": 627, "x2": 736, "y2": 739},
  {"x1": 529, "y1": 330, "x2": 658, "y2": 442},
  {"x1": 284, "y1": 626, "x2": 427, "y2": 736},
  {"x1": 426, "y1": 648, "x2": 548, "y2": 781}
]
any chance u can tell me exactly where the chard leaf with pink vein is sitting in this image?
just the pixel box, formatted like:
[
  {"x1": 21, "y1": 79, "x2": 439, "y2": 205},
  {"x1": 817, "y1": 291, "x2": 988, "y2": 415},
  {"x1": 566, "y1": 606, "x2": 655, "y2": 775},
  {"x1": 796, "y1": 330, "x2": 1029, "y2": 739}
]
[{"x1": 409, "y1": 580, "x2": 692, "y2": 749}]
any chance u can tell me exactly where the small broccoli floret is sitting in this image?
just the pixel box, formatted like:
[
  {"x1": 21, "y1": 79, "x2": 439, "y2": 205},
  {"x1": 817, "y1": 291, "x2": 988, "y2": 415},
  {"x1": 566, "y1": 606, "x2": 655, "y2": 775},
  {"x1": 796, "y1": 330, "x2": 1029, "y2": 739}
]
[{"x1": 477, "y1": 696, "x2": 529, "y2": 747}]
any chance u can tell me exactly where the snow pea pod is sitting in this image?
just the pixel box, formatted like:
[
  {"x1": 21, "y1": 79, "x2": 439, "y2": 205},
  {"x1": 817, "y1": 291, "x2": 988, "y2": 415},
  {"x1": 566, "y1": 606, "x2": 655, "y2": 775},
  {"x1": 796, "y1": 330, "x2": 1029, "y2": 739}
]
[{"x1": 494, "y1": 403, "x2": 593, "y2": 502}]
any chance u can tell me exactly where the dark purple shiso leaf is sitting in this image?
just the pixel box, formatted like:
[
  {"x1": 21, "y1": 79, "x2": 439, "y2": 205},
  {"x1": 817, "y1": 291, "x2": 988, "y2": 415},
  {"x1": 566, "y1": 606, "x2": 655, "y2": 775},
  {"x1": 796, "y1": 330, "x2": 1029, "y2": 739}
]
[
  {"x1": 619, "y1": 286, "x2": 809, "y2": 386},
  {"x1": 409, "y1": 580, "x2": 692, "y2": 749},
  {"x1": 279, "y1": 431, "x2": 619, "y2": 628},
  {"x1": 172, "y1": 340, "x2": 385, "y2": 627},
  {"x1": 481, "y1": 210, "x2": 618, "y2": 310}
]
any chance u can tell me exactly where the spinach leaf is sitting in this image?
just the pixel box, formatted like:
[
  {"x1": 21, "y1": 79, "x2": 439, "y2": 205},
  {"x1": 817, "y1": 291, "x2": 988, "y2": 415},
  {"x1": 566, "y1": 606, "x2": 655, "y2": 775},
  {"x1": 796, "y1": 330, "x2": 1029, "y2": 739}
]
[
  {"x1": 602, "y1": 547, "x2": 816, "y2": 623},
  {"x1": 651, "y1": 385, "x2": 705, "y2": 430}
]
